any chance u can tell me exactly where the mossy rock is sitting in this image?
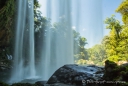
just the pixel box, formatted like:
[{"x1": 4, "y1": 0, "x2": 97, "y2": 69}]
[
  {"x1": 105, "y1": 60, "x2": 117, "y2": 68},
  {"x1": 103, "y1": 60, "x2": 119, "y2": 80},
  {"x1": 103, "y1": 60, "x2": 128, "y2": 86}
]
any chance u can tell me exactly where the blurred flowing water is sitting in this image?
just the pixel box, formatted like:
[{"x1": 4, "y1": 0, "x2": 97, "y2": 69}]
[
  {"x1": 39, "y1": 0, "x2": 103, "y2": 48},
  {"x1": 9, "y1": 0, "x2": 103, "y2": 83},
  {"x1": 10, "y1": 0, "x2": 36, "y2": 83},
  {"x1": 36, "y1": 0, "x2": 74, "y2": 80},
  {"x1": 38, "y1": 0, "x2": 103, "y2": 80}
]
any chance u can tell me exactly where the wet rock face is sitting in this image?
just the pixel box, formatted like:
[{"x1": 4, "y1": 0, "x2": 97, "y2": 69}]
[{"x1": 47, "y1": 64, "x2": 104, "y2": 86}]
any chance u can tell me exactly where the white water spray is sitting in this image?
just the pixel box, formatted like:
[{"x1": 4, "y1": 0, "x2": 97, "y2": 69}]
[
  {"x1": 10, "y1": 0, "x2": 103, "y2": 83},
  {"x1": 36, "y1": 0, "x2": 74, "y2": 80},
  {"x1": 37, "y1": 0, "x2": 103, "y2": 79},
  {"x1": 10, "y1": 0, "x2": 36, "y2": 82}
]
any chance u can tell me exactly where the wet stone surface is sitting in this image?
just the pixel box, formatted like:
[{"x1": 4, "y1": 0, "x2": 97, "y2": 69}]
[{"x1": 46, "y1": 64, "x2": 104, "y2": 86}]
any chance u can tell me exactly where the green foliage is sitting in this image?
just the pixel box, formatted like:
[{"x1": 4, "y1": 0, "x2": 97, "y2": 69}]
[
  {"x1": 97, "y1": 0, "x2": 128, "y2": 65},
  {"x1": 0, "y1": 81, "x2": 9, "y2": 86},
  {"x1": 0, "y1": 0, "x2": 15, "y2": 48},
  {"x1": 75, "y1": 59, "x2": 86, "y2": 65},
  {"x1": 0, "y1": 0, "x2": 15, "y2": 71},
  {"x1": 104, "y1": 15, "x2": 122, "y2": 38},
  {"x1": 86, "y1": 44, "x2": 107, "y2": 65},
  {"x1": 103, "y1": 60, "x2": 128, "y2": 86},
  {"x1": 34, "y1": 0, "x2": 40, "y2": 9},
  {"x1": 73, "y1": 30, "x2": 88, "y2": 65},
  {"x1": 11, "y1": 83, "x2": 38, "y2": 86},
  {"x1": 102, "y1": 14, "x2": 128, "y2": 64},
  {"x1": 107, "y1": 55, "x2": 119, "y2": 63},
  {"x1": 0, "y1": 54, "x2": 12, "y2": 71},
  {"x1": 79, "y1": 37, "x2": 87, "y2": 48},
  {"x1": 85, "y1": 10, "x2": 127, "y2": 65},
  {"x1": 0, "y1": 0, "x2": 15, "y2": 30},
  {"x1": 74, "y1": 52, "x2": 86, "y2": 60},
  {"x1": 34, "y1": 0, "x2": 47, "y2": 31},
  {"x1": 116, "y1": 0, "x2": 128, "y2": 24}
]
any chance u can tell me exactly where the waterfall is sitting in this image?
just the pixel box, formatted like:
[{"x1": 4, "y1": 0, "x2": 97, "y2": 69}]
[
  {"x1": 9, "y1": 0, "x2": 103, "y2": 83},
  {"x1": 39, "y1": 0, "x2": 103, "y2": 48},
  {"x1": 36, "y1": 0, "x2": 74, "y2": 80},
  {"x1": 10, "y1": 0, "x2": 36, "y2": 82},
  {"x1": 37, "y1": 0, "x2": 103, "y2": 79}
]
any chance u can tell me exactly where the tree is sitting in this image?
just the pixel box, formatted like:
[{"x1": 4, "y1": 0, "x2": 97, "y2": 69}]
[
  {"x1": 0, "y1": 0, "x2": 15, "y2": 47},
  {"x1": 103, "y1": 14, "x2": 128, "y2": 63},
  {"x1": 0, "y1": 0, "x2": 15, "y2": 70},
  {"x1": 116, "y1": 0, "x2": 128, "y2": 25},
  {"x1": 104, "y1": 15, "x2": 122, "y2": 39},
  {"x1": 87, "y1": 44, "x2": 107, "y2": 65},
  {"x1": 115, "y1": 0, "x2": 128, "y2": 62},
  {"x1": 73, "y1": 30, "x2": 88, "y2": 62}
]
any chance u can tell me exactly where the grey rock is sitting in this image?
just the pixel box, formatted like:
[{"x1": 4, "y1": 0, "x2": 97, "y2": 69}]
[{"x1": 47, "y1": 64, "x2": 104, "y2": 86}]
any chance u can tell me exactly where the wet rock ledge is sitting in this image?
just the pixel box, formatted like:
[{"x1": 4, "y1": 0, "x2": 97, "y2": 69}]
[
  {"x1": 47, "y1": 64, "x2": 104, "y2": 86},
  {"x1": 1, "y1": 60, "x2": 128, "y2": 86},
  {"x1": 41, "y1": 60, "x2": 128, "y2": 86}
]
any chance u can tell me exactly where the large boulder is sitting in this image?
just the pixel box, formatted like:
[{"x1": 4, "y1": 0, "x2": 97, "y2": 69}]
[{"x1": 47, "y1": 64, "x2": 104, "y2": 86}]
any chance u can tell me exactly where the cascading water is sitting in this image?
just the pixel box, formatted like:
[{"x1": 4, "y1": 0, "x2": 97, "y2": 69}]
[
  {"x1": 39, "y1": 0, "x2": 103, "y2": 48},
  {"x1": 10, "y1": 0, "x2": 103, "y2": 83},
  {"x1": 36, "y1": 0, "x2": 74, "y2": 80},
  {"x1": 10, "y1": 0, "x2": 36, "y2": 82},
  {"x1": 38, "y1": 0, "x2": 103, "y2": 80}
]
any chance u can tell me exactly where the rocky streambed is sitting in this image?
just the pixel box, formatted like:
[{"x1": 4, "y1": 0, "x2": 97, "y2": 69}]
[{"x1": 0, "y1": 60, "x2": 128, "y2": 86}]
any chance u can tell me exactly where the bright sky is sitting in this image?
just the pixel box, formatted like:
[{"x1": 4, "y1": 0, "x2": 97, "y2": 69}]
[{"x1": 38, "y1": 0, "x2": 123, "y2": 48}]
